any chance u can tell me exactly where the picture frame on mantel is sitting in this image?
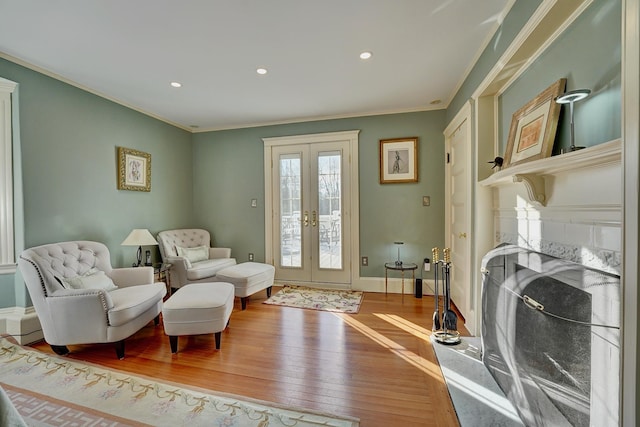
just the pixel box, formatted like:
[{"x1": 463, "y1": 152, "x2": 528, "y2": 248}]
[
  {"x1": 379, "y1": 137, "x2": 418, "y2": 184},
  {"x1": 503, "y1": 78, "x2": 566, "y2": 168},
  {"x1": 117, "y1": 146, "x2": 151, "y2": 192}
]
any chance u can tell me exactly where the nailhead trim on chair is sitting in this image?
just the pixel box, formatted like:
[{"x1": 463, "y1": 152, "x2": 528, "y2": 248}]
[
  {"x1": 22, "y1": 244, "x2": 114, "y2": 324},
  {"x1": 20, "y1": 256, "x2": 48, "y2": 297},
  {"x1": 21, "y1": 254, "x2": 111, "y2": 323}
]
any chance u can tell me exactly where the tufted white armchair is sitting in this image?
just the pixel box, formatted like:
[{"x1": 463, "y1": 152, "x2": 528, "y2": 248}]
[
  {"x1": 18, "y1": 241, "x2": 166, "y2": 359},
  {"x1": 157, "y1": 229, "x2": 236, "y2": 290}
]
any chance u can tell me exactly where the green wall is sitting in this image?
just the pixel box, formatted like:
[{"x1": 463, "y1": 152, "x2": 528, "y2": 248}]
[
  {"x1": 0, "y1": 57, "x2": 194, "y2": 308},
  {"x1": 0, "y1": 276, "x2": 16, "y2": 310},
  {"x1": 0, "y1": 0, "x2": 622, "y2": 308},
  {"x1": 192, "y1": 110, "x2": 447, "y2": 278},
  {"x1": 498, "y1": 0, "x2": 621, "y2": 153}
]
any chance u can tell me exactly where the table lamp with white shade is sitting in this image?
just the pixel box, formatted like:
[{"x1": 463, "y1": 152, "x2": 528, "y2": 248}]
[{"x1": 121, "y1": 229, "x2": 158, "y2": 267}]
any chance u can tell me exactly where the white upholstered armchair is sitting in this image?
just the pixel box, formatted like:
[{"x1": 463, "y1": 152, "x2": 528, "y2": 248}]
[
  {"x1": 157, "y1": 229, "x2": 236, "y2": 290},
  {"x1": 18, "y1": 241, "x2": 166, "y2": 359}
]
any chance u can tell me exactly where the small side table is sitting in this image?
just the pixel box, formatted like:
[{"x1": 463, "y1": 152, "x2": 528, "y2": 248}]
[
  {"x1": 385, "y1": 262, "x2": 418, "y2": 301},
  {"x1": 154, "y1": 262, "x2": 172, "y2": 296}
]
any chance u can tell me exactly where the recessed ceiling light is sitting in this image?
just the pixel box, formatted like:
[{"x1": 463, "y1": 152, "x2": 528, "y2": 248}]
[
  {"x1": 359, "y1": 51, "x2": 373, "y2": 60},
  {"x1": 170, "y1": 82, "x2": 182, "y2": 88},
  {"x1": 256, "y1": 68, "x2": 268, "y2": 75}
]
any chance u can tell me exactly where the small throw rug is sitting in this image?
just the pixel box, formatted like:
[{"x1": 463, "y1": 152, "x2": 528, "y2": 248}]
[
  {"x1": 0, "y1": 337, "x2": 359, "y2": 426},
  {"x1": 263, "y1": 285, "x2": 364, "y2": 314}
]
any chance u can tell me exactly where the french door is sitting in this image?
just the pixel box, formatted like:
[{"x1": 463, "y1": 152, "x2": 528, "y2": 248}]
[{"x1": 264, "y1": 131, "x2": 358, "y2": 286}]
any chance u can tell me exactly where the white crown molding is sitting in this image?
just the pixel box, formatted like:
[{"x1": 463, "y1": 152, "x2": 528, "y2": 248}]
[
  {"x1": 193, "y1": 105, "x2": 444, "y2": 133},
  {"x1": 0, "y1": 51, "x2": 193, "y2": 133}
]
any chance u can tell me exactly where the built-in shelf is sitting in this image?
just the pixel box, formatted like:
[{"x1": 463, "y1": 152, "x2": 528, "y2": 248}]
[{"x1": 479, "y1": 139, "x2": 621, "y2": 206}]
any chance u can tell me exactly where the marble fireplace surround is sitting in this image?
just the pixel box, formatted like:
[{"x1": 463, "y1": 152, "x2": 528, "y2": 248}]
[
  {"x1": 476, "y1": 140, "x2": 622, "y2": 425},
  {"x1": 480, "y1": 139, "x2": 622, "y2": 277}
]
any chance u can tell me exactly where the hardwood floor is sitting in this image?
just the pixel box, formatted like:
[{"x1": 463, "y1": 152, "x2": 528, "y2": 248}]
[{"x1": 30, "y1": 288, "x2": 468, "y2": 426}]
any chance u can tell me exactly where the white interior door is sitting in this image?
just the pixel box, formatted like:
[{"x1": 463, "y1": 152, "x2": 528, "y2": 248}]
[
  {"x1": 444, "y1": 113, "x2": 472, "y2": 327},
  {"x1": 270, "y1": 141, "x2": 351, "y2": 285}
]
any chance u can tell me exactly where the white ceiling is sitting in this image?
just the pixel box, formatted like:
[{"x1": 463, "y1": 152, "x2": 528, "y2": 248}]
[{"x1": 0, "y1": 0, "x2": 512, "y2": 132}]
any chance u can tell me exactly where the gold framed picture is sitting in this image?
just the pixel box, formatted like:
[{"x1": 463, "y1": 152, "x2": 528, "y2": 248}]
[
  {"x1": 379, "y1": 137, "x2": 418, "y2": 184},
  {"x1": 117, "y1": 146, "x2": 151, "y2": 192},
  {"x1": 503, "y1": 78, "x2": 566, "y2": 168}
]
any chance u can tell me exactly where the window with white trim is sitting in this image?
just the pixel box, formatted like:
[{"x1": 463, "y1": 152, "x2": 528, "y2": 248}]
[{"x1": 0, "y1": 77, "x2": 16, "y2": 274}]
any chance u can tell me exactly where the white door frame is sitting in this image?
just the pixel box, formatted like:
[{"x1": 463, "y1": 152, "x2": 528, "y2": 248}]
[
  {"x1": 443, "y1": 101, "x2": 475, "y2": 333},
  {"x1": 622, "y1": 0, "x2": 639, "y2": 423},
  {"x1": 263, "y1": 130, "x2": 360, "y2": 289}
]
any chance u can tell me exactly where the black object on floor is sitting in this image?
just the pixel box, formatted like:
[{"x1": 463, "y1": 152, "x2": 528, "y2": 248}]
[{"x1": 415, "y1": 278, "x2": 422, "y2": 298}]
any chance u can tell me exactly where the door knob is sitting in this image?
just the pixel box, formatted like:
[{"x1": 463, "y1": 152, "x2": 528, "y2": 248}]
[
  {"x1": 312, "y1": 211, "x2": 317, "y2": 227},
  {"x1": 303, "y1": 211, "x2": 309, "y2": 227},
  {"x1": 459, "y1": 232, "x2": 467, "y2": 239}
]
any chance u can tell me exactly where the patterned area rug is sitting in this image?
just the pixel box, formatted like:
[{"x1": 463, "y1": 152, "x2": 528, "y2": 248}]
[
  {"x1": 263, "y1": 285, "x2": 364, "y2": 314},
  {"x1": 0, "y1": 338, "x2": 359, "y2": 426}
]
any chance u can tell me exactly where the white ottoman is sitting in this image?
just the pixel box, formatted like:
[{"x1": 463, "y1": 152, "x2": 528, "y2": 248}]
[
  {"x1": 214, "y1": 262, "x2": 275, "y2": 310},
  {"x1": 162, "y1": 282, "x2": 234, "y2": 352}
]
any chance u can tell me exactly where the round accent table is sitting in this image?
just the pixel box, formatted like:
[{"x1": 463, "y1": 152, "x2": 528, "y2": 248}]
[{"x1": 384, "y1": 262, "x2": 418, "y2": 302}]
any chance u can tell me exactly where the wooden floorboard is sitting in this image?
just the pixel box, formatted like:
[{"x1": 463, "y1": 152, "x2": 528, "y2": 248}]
[{"x1": 30, "y1": 288, "x2": 468, "y2": 426}]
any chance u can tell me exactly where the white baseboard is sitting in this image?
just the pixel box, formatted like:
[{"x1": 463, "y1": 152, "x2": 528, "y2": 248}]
[
  {"x1": 356, "y1": 277, "x2": 435, "y2": 296},
  {"x1": 0, "y1": 306, "x2": 43, "y2": 345}
]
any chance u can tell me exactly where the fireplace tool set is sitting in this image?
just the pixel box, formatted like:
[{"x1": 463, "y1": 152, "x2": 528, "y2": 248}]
[{"x1": 431, "y1": 247, "x2": 461, "y2": 344}]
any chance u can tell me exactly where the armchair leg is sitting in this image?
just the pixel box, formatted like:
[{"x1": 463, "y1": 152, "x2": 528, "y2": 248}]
[
  {"x1": 169, "y1": 336, "x2": 178, "y2": 353},
  {"x1": 154, "y1": 314, "x2": 161, "y2": 326},
  {"x1": 114, "y1": 340, "x2": 125, "y2": 360},
  {"x1": 266, "y1": 286, "x2": 272, "y2": 298},
  {"x1": 50, "y1": 345, "x2": 69, "y2": 356},
  {"x1": 214, "y1": 331, "x2": 221, "y2": 349},
  {"x1": 241, "y1": 297, "x2": 248, "y2": 310}
]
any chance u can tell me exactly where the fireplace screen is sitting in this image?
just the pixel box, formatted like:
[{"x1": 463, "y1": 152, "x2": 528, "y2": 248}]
[{"x1": 481, "y1": 244, "x2": 619, "y2": 427}]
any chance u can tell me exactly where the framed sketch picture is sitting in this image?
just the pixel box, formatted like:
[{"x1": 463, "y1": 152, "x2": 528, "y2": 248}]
[
  {"x1": 379, "y1": 137, "x2": 418, "y2": 184},
  {"x1": 117, "y1": 146, "x2": 151, "y2": 192},
  {"x1": 503, "y1": 78, "x2": 566, "y2": 168}
]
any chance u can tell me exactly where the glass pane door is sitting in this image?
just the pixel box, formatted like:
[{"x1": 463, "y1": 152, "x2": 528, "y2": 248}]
[
  {"x1": 309, "y1": 142, "x2": 350, "y2": 284},
  {"x1": 279, "y1": 154, "x2": 302, "y2": 268},
  {"x1": 317, "y1": 151, "x2": 342, "y2": 269}
]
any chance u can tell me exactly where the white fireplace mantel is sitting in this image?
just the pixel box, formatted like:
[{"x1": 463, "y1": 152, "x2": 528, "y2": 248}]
[{"x1": 479, "y1": 138, "x2": 621, "y2": 206}]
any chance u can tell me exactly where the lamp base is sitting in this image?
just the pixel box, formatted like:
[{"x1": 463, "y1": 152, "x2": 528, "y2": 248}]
[
  {"x1": 135, "y1": 245, "x2": 142, "y2": 267},
  {"x1": 561, "y1": 146, "x2": 585, "y2": 154}
]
